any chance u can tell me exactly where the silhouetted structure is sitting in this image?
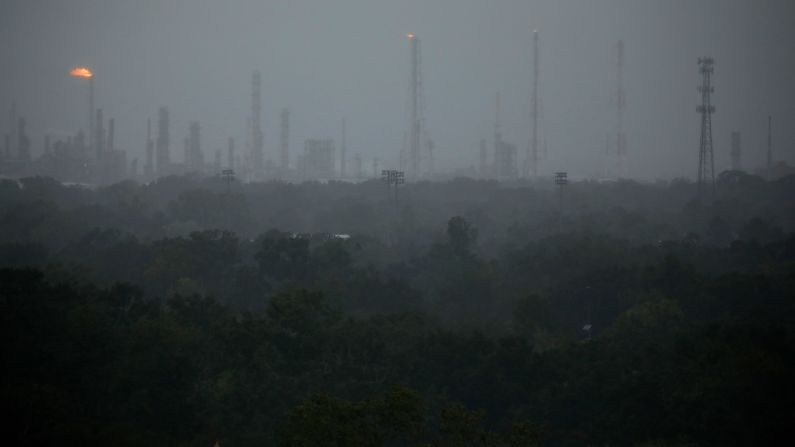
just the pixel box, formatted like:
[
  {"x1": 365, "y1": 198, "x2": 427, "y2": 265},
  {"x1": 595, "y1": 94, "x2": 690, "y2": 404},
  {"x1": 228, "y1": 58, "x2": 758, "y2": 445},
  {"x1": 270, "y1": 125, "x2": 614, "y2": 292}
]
[
  {"x1": 766, "y1": 115, "x2": 773, "y2": 179},
  {"x1": 156, "y1": 107, "x2": 170, "y2": 175},
  {"x1": 528, "y1": 30, "x2": 540, "y2": 178},
  {"x1": 9, "y1": 101, "x2": 17, "y2": 159},
  {"x1": 730, "y1": 131, "x2": 742, "y2": 171},
  {"x1": 407, "y1": 33, "x2": 422, "y2": 180},
  {"x1": 479, "y1": 138, "x2": 487, "y2": 179},
  {"x1": 353, "y1": 152, "x2": 363, "y2": 178},
  {"x1": 493, "y1": 92, "x2": 518, "y2": 179},
  {"x1": 494, "y1": 92, "x2": 502, "y2": 176},
  {"x1": 16, "y1": 117, "x2": 30, "y2": 161},
  {"x1": 300, "y1": 139, "x2": 335, "y2": 180},
  {"x1": 185, "y1": 121, "x2": 203, "y2": 171},
  {"x1": 227, "y1": 137, "x2": 235, "y2": 170},
  {"x1": 615, "y1": 40, "x2": 627, "y2": 178},
  {"x1": 251, "y1": 70, "x2": 264, "y2": 174},
  {"x1": 340, "y1": 118, "x2": 347, "y2": 178},
  {"x1": 95, "y1": 108, "x2": 104, "y2": 159},
  {"x1": 697, "y1": 57, "x2": 716, "y2": 197},
  {"x1": 280, "y1": 108, "x2": 289, "y2": 170},
  {"x1": 144, "y1": 118, "x2": 154, "y2": 179},
  {"x1": 495, "y1": 141, "x2": 518, "y2": 179}
]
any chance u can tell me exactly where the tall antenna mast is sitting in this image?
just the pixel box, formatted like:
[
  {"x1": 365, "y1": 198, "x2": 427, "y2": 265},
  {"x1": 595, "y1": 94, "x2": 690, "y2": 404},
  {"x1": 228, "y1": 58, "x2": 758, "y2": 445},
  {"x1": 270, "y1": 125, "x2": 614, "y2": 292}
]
[
  {"x1": 408, "y1": 33, "x2": 421, "y2": 180},
  {"x1": 529, "y1": 29, "x2": 539, "y2": 178},
  {"x1": 697, "y1": 57, "x2": 716, "y2": 198},
  {"x1": 616, "y1": 40, "x2": 627, "y2": 178}
]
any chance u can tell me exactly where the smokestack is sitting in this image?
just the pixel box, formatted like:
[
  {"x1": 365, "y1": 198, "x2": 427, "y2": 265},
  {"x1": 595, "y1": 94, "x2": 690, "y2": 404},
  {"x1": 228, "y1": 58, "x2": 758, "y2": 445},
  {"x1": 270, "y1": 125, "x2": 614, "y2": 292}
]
[
  {"x1": 95, "y1": 108, "x2": 104, "y2": 159},
  {"x1": 89, "y1": 77, "x2": 94, "y2": 155}
]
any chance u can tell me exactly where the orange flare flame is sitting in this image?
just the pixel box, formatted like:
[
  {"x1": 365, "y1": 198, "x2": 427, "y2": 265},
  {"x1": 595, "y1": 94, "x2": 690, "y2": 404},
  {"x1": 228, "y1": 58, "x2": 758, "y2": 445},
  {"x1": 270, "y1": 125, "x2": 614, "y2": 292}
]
[{"x1": 70, "y1": 67, "x2": 93, "y2": 78}]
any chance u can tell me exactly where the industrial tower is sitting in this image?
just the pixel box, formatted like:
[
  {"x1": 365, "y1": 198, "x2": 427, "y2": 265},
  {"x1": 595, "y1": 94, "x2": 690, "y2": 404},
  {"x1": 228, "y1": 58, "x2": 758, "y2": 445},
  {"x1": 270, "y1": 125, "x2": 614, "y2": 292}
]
[
  {"x1": 697, "y1": 57, "x2": 716, "y2": 197},
  {"x1": 251, "y1": 70, "x2": 264, "y2": 173},
  {"x1": 615, "y1": 40, "x2": 627, "y2": 178},
  {"x1": 479, "y1": 139, "x2": 487, "y2": 178},
  {"x1": 156, "y1": 107, "x2": 170, "y2": 175},
  {"x1": 495, "y1": 91, "x2": 502, "y2": 171},
  {"x1": 95, "y1": 108, "x2": 104, "y2": 159},
  {"x1": 9, "y1": 101, "x2": 17, "y2": 158},
  {"x1": 528, "y1": 30, "x2": 539, "y2": 178},
  {"x1": 186, "y1": 121, "x2": 203, "y2": 171},
  {"x1": 144, "y1": 118, "x2": 154, "y2": 179},
  {"x1": 227, "y1": 137, "x2": 235, "y2": 170},
  {"x1": 407, "y1": 33, "x2": 422, "y2": 180},
  {"x1": 766, "y1": 116, "x2": 773, "y2": 179},
  {"x1": 341, "y1": 118, "x2": 347, "y2": 178},
  {"x1": 280, "y1": 108, "x2": 289, "y2": 170}
]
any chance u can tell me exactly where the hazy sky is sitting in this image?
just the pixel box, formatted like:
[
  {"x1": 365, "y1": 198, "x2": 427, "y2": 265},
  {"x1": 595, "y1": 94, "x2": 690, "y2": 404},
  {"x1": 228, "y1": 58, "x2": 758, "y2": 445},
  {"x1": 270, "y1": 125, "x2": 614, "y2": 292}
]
[{"x1": 2, "y1": 0, "x2": 794, "y2": 180}]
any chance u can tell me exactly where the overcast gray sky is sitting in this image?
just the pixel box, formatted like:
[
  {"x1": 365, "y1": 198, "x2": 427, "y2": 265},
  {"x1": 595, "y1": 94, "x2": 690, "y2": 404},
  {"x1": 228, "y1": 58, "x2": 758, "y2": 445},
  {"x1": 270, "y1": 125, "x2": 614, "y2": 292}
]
[{"x1": 1, "y1": 0, "x2": 794, "y2": 180}]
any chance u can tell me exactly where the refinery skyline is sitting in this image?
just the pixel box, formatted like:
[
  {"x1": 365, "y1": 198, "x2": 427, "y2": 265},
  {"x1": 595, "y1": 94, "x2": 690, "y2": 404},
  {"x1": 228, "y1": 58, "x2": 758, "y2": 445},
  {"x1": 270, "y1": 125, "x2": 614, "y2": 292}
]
[{"x1": 1, "y1": 0, "x2": 794, "y2": 182}]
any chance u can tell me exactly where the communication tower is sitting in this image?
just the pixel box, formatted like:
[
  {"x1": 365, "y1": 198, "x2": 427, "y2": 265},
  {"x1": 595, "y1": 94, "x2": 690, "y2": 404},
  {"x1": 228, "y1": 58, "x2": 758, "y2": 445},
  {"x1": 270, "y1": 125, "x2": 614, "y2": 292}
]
[
  {"x1": 697, "y1": 57, "x2": 716, "y2": 197},
  {"x1": 615, "y1": 40, "x2": 627, "y2": 178}
]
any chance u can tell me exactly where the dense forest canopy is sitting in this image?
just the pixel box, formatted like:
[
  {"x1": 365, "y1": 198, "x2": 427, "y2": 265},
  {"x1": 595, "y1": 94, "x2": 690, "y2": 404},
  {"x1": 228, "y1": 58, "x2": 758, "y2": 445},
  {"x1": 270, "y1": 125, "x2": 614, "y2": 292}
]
[{"x1": 2, "y1": 173, "x2": 794, "y2": 446}]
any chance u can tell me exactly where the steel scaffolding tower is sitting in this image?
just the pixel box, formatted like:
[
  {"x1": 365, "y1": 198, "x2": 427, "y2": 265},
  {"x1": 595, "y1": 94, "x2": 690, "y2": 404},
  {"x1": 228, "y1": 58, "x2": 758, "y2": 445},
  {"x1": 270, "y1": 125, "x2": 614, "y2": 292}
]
[
  {"x1": 408, "y1": 33, "x2": 421, "y2": 180},
  {"x1": 697, "y1": 57, "x2": 716, "y2": 197},
  {"x1": 615, "y1": 40, "x2": 627, "y2": 178},
  {"x1": 528, "y1": 30, "x2": 539, "y2": 178}
]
